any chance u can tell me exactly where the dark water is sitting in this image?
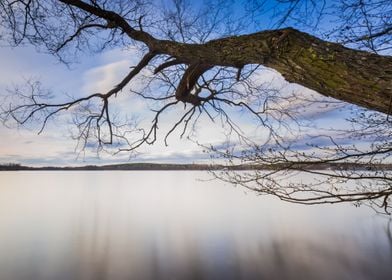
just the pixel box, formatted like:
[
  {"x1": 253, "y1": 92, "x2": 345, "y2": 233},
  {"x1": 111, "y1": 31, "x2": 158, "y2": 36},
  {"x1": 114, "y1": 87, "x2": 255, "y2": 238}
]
[{"x1": 0, "y1": 171, "x2": 391, "y2": 280}]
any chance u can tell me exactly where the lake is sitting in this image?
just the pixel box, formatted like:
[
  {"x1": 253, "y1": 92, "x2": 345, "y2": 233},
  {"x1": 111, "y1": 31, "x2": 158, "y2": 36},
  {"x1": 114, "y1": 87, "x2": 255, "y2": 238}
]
[{"x1": 0, "y1": 171, "x2": 391, "y2": 280}]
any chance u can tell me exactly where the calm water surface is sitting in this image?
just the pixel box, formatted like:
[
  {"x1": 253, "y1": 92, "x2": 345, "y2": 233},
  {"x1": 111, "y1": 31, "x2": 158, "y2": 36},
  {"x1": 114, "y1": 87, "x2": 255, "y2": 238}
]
[{"x1": 0, "y1": 171, "x2": 391, "y2": 280}]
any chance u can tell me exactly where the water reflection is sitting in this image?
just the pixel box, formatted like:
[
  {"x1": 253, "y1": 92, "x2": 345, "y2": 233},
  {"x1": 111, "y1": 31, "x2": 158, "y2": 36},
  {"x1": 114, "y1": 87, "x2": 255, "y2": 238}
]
[{"x1": 0, "y1": 171, "x2": 391, "y2": 280}]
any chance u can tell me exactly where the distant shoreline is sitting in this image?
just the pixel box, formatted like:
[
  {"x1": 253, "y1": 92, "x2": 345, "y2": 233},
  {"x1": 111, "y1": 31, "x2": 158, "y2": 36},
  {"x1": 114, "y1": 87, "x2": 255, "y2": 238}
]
[{"x1": 1, "y1": 162, "x2": 391, "y2": 171}]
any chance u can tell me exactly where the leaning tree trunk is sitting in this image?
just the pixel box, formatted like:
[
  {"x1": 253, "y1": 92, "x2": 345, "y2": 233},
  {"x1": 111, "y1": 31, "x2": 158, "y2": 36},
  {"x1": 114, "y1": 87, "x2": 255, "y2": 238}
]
[
  {"x1": 62, "y1": 0, "x2": 392, "y2": 114},
  {"x1": 151, "y1": 29, "x2": 392, "y2": 114}
]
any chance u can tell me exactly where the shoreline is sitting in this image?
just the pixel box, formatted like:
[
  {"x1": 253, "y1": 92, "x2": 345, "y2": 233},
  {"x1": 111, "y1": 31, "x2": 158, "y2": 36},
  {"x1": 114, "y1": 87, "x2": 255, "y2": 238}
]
[{"x1": 1, "y1": 162, "x2": 392, "y2": 171}]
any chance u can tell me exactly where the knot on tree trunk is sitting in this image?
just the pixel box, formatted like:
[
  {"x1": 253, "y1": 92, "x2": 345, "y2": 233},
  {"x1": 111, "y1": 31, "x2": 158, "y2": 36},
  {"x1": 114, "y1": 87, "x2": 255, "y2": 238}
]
[{"x1": 175, "y1": 63, "x2": 212, "y2": 106}]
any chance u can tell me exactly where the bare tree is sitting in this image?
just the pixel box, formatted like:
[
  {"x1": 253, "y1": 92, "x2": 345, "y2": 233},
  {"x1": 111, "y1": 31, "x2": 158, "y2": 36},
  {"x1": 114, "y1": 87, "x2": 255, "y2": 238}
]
[{"x1": 0, "y1": 0, "x2": 391, "y2": 212}]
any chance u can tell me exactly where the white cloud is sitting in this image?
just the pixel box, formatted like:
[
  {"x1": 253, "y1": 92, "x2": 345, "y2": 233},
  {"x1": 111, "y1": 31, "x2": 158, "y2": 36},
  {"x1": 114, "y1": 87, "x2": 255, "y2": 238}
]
[
  {"x1": 0, "y1": 45, "x2": 358, "y2": 167},
  {"x1": 82, "y1": 60, "x2": 131, "y2": 93},
  {"x1": 233, "y1": 65, "x2": 345, "y2": 120},
  {"x1": 0, "y1": 46, "x2": 215, "y2": 166}
]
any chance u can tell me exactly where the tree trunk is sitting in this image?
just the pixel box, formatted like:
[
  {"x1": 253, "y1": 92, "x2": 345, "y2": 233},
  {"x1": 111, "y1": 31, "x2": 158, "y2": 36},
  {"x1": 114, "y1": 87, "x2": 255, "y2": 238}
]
[{"x1": 151, "y1": 28, "x2": 392, "y2": 114}]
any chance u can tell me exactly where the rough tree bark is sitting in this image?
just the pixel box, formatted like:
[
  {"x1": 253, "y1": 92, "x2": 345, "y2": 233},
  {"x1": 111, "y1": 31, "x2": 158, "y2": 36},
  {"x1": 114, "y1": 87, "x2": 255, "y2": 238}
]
[{"x1": 61, "y1": 0, "x2": 392, "y2": 114}]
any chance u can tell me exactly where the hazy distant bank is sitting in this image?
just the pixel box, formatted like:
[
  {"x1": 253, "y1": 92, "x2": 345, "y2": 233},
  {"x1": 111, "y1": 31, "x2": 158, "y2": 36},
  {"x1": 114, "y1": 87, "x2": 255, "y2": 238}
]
[{"x1": 1, "y1": 162, "x2": 391, "y2": 171}]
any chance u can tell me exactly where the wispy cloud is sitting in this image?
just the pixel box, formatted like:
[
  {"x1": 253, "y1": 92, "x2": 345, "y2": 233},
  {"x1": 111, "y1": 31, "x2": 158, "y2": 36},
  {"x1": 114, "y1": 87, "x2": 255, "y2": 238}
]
[{"x1": 0, "y1": 45, "x2": 372, "y2": 166}]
